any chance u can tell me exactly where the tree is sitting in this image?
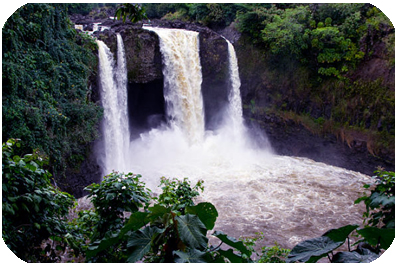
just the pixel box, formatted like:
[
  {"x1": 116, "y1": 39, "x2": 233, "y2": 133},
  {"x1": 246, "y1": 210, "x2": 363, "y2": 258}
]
[{"x1": 115, "y1": 3, "x2": 147, "y2": 23}]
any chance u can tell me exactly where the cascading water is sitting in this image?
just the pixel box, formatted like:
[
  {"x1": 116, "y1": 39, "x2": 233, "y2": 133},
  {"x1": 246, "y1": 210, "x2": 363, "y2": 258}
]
[
  {"x1": 115, "y1": 34, "x2": 130, "y2": 154},
  {"x1": 224, "y1": 38, "x2": 244, "y2": 138},
  {"x1": 143, "y1": 26, "x2": 205, "y2": 144},
  {"x1": 98, "y1": 28, "x2": 371, "y2": 249},
  {"x1": 97, "y1": 34, "x2": 130, "y2": 175}
]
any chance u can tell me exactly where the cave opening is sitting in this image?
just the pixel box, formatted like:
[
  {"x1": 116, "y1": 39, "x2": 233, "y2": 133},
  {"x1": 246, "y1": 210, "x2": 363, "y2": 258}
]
[{"x1": 127, "y1": 79, "x2": 166, "y2": 139}]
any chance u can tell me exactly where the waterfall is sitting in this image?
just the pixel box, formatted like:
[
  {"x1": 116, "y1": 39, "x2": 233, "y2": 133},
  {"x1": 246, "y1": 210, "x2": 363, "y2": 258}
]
[
  {"x1": 143, "y1": 26, "x2": 205, "y2": 144},
  {"x1": 115, "y1": 34, "x2": 130, "y2": 151},
  {"x1": 95, "y1": 28, "x2": 370, "y2": 249},
  {"x1": 97, "y1": 34, "x2": 129, "y2": 175},
  {"x1": 224, "y1": 38, "x2": 245, "y2": 138}
]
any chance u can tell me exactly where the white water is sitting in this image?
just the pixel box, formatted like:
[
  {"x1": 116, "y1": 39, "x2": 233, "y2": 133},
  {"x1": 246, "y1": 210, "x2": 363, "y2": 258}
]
[
  {"x1": 97, "y1": 35, "x2": 129, "y2": 175},
  {"x1": 224, "y1": 38, "x2": 245, "y2": 139},
  {"x1": 98, "y1": 29, "x2": 371, "y2": 249},
  {"x1": 143, "y1": 26, "x2": 205, "y2": 144}
]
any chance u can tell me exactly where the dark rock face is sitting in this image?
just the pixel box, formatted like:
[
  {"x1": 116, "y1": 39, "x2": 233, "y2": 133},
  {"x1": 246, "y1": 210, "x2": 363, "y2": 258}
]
[
  {"x1": 93, "y1": 19, "x2": 230, "y2": 132},
  {"x1": 62, "y1": 150, "x2": 103, "y2": 198},
  {"x1": 246, "y1": 112, "x2": 394, "y2": 176},
  {"x1": 230, "y1": 33, "x2": 394, "y2": 174},
  {"x1": 128, "y1": 79, "x2": 165, "y2": 138}
]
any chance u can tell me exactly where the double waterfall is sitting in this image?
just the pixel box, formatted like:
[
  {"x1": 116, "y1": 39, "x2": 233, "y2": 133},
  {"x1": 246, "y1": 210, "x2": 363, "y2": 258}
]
[
  {"x1": 96, "y1": 27, "x2": 370, "y2": 249},
  {"x1": 97, "y1": 34, "x2": 129, "y2": 175}
]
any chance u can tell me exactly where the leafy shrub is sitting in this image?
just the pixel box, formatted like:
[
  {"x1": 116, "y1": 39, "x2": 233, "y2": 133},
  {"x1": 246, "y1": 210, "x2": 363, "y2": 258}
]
[
  {"x1": 84, "y1": 172, "x2": 152, "y2": 238},
  {"x1": 2, "y1": 139, "x2": 75, "y2": 262},
  {"x1": 84, "y1": 177, "x2": 211, "y2": 262},
  {"x1": 156, "y1": 177, "x2": 204, "y2": 212},
  {"x1": 241, "y1": 232, "x2": 290, "y2": 263},
  {"x1": 78, "y1": 172, "x2": 151, "y2": 262},
  {"x1": 355, "y1": 170, "x2": 395, "y2": 229}
]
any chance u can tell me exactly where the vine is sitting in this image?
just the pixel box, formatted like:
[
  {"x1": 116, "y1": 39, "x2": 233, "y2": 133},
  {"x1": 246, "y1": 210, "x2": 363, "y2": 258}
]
[{"x1": 2, "y1": 4, "x2": 103, "y2": 183}]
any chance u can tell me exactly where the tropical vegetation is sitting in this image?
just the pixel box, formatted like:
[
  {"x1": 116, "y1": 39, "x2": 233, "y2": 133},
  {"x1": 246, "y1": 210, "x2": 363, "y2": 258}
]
[{"x1": 2, "y1": 4, "x2": 103, "y2": 188}]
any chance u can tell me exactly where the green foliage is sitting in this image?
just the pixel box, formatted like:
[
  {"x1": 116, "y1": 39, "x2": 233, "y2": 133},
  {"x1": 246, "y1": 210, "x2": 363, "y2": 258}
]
[
  {"x1": 2, "y1": 139, "x2": 75, "y2": 262},
  {"x1": 84, "y1": 172, "x2": 151, "y2": 238},
  {"x1": 162, "y1": 8, "x2": 189, "y2": 21},
  {"x1": 156, "y1": 176, "x2": 204, "y2": 212},
  {"x1": 235, "y1": 3, "x2": 390, "y2": 85},
  {"x1": 355, "y1": 170, "x2": 395, "y2": 229},
  {"x1": 143, "y1": 3, "x2": 248, "y2": 28},
  {"x1": 331, "y1": 249, "x2": 380, "y2": 263},
  {"x1": 2, "y1": 4, "x2": 103, "y2": 182},
  {"x1": 261, "y1": 5, "x2": 311, "y2": 55},
  {"x1": 287, "y1": 225, "x2": 359, "y2": 263},
  {"x1": 286, "y1": 170, "x2": 395, "y2": 263},
  {"x1": 115, "y1": 3, "x2": 147, "y2": 23},
  {"x1": 63, "y1": 3, "x2": 99, "y2": 16},
  {"x1": 77, "y1": 172, "x2": 151, "y2": 262},
  {"x1": 241, "y1": 232, "x2": 290, "y2": 263},
  {"x1": 259, "y1": 243, "x2": 291, "y2": 263},
  {"x1": 79, "y1": 175, "x2": 292, "y2": 263}
]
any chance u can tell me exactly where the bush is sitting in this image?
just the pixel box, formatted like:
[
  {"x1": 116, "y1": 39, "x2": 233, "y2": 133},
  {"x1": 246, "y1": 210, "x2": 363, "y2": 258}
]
[
  {"x1": 2, "y1": 139, "x2": 75, "y2": 262},
  {"x1": 78, "y1": 172, "x2": 151, "y2": 262},
  {"x1": 84, "y1": 172, "x2": 152, "y2": 239}
]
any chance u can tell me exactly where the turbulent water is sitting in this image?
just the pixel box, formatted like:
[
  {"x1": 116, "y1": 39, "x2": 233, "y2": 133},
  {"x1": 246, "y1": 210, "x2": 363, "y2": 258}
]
[{"x1": 97, "y1": 28, "x2": 371, "y2": 249}]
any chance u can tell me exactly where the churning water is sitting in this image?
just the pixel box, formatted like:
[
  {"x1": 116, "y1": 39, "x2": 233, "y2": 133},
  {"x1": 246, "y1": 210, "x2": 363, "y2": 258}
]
[{"x1": 97, "y1": 28, "x2": 370, "y2": 249}]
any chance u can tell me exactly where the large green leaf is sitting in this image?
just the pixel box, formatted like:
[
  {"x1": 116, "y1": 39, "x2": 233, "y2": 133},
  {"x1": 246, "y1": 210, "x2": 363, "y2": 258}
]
[
  {"x1": 175, "y1": 214, "x2": 208, "y2": 250},
  {"x1": 332, "y1": 251, "x2": 379, "y2": 263},
  {"x1": 147, "y1": 204, "x2": 171, "y2": 222},
  {"x1": 357, "y1": 227, "x2": 395, "y2": 250},
  {"x1": 86, "y1": 231, "x2": 121, "y2": 259},
  {"x1": 287, "y1": 224, "x2": 359, "y2": 263},
  {"x1": 322, "y1": 224, "x2": 359, "y2": 242},
  {"x1": 86, "y1": 212, "x2": 149, "y2": 260},
  {"x1": 286, "y1": 236, "x2": 344, "y2": 263},
  {"x1": 120, "y1": 212, "x2": 149, "y2": 236},
  {"x1": 186, "y1": 202, "x2": 218, "y2": 230},
  {"x1": 127, "y1": 226, "x2": 164, "y2": 262},
  {"x1": 173, "y1": 249, "x2": 207, "y2": 263},
  {"x1": 369, "y1": 192, "x2": 395, "y2": 208},
  {"x1": 218, "y1": 248, "x2": 244, "y2": 263},
  {"x1": 212, "y1": 231, "x2": 251, "y2": 257}
]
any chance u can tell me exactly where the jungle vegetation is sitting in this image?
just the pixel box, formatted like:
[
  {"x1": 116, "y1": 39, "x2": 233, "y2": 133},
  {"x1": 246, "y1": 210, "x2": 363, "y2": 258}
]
[{"x1": 2, "y1": 4, "x2": 103, "y2": 187}]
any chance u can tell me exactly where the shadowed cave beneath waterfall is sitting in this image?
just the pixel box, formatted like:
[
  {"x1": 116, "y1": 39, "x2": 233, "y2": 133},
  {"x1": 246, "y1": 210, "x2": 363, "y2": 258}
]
[{"x1": 127, "y1": 74, "x2": 230, "y2": 139}]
